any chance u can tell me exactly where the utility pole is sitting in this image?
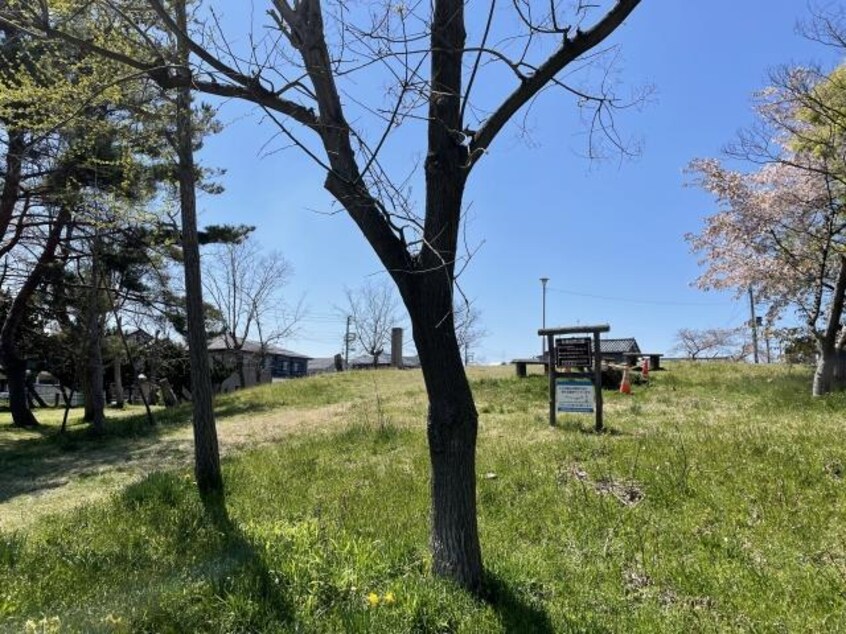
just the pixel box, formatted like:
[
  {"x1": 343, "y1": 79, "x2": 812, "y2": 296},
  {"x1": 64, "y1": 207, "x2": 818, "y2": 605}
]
[
  {"x1": 765, "y1": 328, "x2": 772, "y2": 364},
  {"x1": 748, "y1": 287, "x2": 759, "y2": 364},
  {"x1": 344, "y1": 315, "x2": 353, "y2": 368},
  {"x1": 540, "y1": 277, "x2": 549, "y2": 359}
]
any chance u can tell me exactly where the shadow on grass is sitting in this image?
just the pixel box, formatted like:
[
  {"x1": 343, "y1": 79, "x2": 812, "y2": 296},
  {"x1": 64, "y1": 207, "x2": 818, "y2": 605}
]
[
  {"x1": 484, "y1": 573, "x2": 555, "y2": 634},
  {"x1": 103, "y1": 477, "x2": 296, "y2": 631},
  {"x1": 0, "y1": 391, "x2": 301, "y2": 506},
  {"x1": 0, "y1": 414, "x2": 174, "y2": 505},
  {"x1": 198, "y1": 493, "x2": 295, "y2": 625}
]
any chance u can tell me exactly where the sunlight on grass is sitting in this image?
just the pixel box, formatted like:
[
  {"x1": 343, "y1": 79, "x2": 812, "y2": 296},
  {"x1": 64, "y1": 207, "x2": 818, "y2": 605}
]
[{"x1": 1, "y1": 363, "x2": 845, "y2": 632}]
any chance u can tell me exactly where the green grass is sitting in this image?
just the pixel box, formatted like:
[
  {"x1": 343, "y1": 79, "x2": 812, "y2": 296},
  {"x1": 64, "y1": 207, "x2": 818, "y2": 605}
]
[{"x1": 1, "y1": 363, "x2": 845, "y2": 632}]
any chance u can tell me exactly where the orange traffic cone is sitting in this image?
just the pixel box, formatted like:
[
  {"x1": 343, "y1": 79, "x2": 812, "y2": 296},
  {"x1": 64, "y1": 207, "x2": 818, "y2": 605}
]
[
  {"x1": 620, "y1": 367, "x2": 632, "y2": 395},
  {"x1": 641, "y1": 357, "x2": 650, "y2": 380}
]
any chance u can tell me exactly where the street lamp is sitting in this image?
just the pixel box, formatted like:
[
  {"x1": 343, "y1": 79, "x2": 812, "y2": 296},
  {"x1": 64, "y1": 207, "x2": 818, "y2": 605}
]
[{"x1": 540, "y1": 277, "x2": 549, "y2": 358}]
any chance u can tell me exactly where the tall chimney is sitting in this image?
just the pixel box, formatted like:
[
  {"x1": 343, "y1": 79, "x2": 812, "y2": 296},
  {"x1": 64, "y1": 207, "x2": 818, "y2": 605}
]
[{"x1": 391, "y1": 327, "x2": 403, "y2": 368}]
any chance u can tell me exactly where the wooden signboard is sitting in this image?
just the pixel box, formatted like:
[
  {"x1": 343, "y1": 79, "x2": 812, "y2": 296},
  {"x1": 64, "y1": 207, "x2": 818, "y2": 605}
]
[
  {"x1": 555, "y1": 337, "x2": 592, "y2": 368},
  {"x1": 539, "y1": 324, "x2": 610, "y2": 432}
]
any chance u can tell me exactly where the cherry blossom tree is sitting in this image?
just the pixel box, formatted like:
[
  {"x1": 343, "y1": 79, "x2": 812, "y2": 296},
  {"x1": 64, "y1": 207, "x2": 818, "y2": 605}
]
[
  {"x1": 689, "y1": 7, "x2": 846, "y2": 396},
  {"x1": 687, "y1": 145, "x2": 846, "y2": 395}
]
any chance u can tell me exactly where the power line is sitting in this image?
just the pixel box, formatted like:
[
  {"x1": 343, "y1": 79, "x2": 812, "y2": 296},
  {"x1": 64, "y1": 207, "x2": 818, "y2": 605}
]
[{"x1": 547, "y1": 286, "x2": 734, "y2": 307}]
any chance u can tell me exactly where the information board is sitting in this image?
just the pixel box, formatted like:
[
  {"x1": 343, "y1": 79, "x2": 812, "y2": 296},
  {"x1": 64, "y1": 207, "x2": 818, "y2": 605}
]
[
  {"x1": 555, "y1": 337, "x2": 592, "y2": 367},
  {"x1": 556, "y1": 378, "x2": 595, "y2": 413}
]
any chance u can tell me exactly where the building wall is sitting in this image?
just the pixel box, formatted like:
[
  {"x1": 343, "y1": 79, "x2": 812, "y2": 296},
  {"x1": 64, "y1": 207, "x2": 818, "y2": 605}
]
[{"x1": 212, "y1": 351, "x2": 308, "y2": 392}]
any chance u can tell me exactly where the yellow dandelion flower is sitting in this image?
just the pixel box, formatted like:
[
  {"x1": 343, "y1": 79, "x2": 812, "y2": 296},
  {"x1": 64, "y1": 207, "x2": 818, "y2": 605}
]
[
  {"x1": 367, "y1": 592, "x2": 380, "y2": 607},
  {"x1": 103, "y1": 613, "x2": 124, "y2": 625},
  {"x1": 383, "y1": 591, "x2": 396, "y2": 605}
]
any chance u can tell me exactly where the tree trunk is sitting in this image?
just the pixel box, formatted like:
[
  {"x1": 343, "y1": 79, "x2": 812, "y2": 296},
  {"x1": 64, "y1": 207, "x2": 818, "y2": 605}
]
[
  {"x1": 237, "y1": 354, "x2": 247, "y2": 388},
  {"x1": 0, "y1": 128, "x2": 25, "y2": 244},
  {"x1": 86, "y1": 268, "x2": 106, "y2": 433},
  {"x1": 82, "y1": 361, "x2": 94, "y2": 421},
  {"x1": 5, "y1": 355, "x2": 37, "y2": 428},
  {"x1": 813, "y1": 341, "x2": 837, "y2": 397},
  {"x1": 113, "y1": 357, "x2": 124, "y2": 408},
  {"x1": 105, "y1": 286, "x2": 153, "y2": 423},
  {"x1": 0, "y1": 206, "x2": 70, "y2": 428},
  {"x1": 410, "y1": 0, "x2": 483, "y2": 592},
  {"x1": 60, "y1": 387, "x2": 74, "y2": 433},
  {"x1": 0, "y1": 128, "x2": 39, "y2": 428},
  {"x1": 25, "y1": 374, "x2": 47, "y2": 408},
  {"x1": 175, "y1": 0, "x2": 223, "y2": 497},
  {"x1": 409, "y1": 285, "x2": 482, "y2": 593},
  {"x1": 813, "y1": 255, "x2": 846, "y2": 397}
]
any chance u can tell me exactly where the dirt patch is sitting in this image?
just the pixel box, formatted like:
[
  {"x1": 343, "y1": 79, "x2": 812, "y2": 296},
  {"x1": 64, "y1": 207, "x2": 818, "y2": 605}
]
[
  {"x1": 594, "y1": 477, "x2": 645, "y2": 507},
  {"x1": 623, "y1": 568, "x2": 714, "y2": 610},
  {"x1": 824, "y1": 460, "x2": 844, "y2": 480},
  {"x1": 557, "y1": 463, "x2": 645, "y2": 507}
]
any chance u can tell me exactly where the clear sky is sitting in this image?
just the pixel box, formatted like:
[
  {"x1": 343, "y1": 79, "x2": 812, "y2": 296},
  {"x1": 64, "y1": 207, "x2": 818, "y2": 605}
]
[{"x1": 193, "y1": 1, "x2": 843, "y2": 363}]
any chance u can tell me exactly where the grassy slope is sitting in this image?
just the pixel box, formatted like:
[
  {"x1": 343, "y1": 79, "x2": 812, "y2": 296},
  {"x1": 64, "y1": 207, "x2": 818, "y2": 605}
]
[{"x1": 1, "y1": 363, "x2": 845, "y2": 633}]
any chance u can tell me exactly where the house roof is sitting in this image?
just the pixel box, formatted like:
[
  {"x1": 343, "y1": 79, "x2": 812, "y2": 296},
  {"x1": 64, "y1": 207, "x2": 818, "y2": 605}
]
[
  {"x1": 532, "y1": 337, "x2": 641, "y2": 361},
  {"x1": 596, "y1": 338, "x2": 640, "y2": 354},
  {"x1": 126, "y1": 328, "x2": 154, "y2": 343},
  {"x1": 208, "y1": 335, "x2": 311, "y2": 359}
]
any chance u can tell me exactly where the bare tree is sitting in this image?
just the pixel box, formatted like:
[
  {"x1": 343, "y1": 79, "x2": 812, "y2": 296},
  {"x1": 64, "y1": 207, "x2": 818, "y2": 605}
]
[
  {"x1": 203, "y1": 237, "x2": 300, "y2": 384},
  {"x1": 9, "y1": 0, "x2": 644, "y2": 591},
  {"x1": 455, "y1": 301, "x2": 486, "y2": 366},
  {"x1": 345, "y1": 280, "x2": 401, "y2": 368},
  {"x1": 672, "y1": 327, "x2": 742, "y2": 361}
]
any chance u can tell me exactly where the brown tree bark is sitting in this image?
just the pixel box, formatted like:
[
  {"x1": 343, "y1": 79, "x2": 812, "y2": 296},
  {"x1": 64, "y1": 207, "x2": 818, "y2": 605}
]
[
  {"x1": 85, "y1": 260, "x2": 106, "y2": 434},
  {"x1": 0, "y1": 207, "x2": 70, "y2": 428},
  {"x1": 406, "y1": 275, "x2": 482, "y2": 591},
  {"x1": 813, "y1": 255, "x2": 846, "y2": 396},
  {"x1": 405, "y1": 0, "x2": 484, "y2": 591},
  {"x1": 0, "y1": 129, "x2": 25, "y2": 239},
  {"x1": 4, "y1": 356, "x2": 36, "y2": 428},
  {"x1": 113, "y1": 356, "x2": 124, "y2": 408},
  {"x1": 174, "y1": 0, "x2": 223, "y2": 496}
]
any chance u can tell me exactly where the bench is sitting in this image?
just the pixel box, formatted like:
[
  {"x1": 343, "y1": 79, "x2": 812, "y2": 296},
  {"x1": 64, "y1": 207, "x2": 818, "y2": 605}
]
[
  {"x1": 624, "y1": 352, "x2": 664, "y2": 371},
  {"x1": 511, "y1": 358, "x2": 550, "y2": 377}
]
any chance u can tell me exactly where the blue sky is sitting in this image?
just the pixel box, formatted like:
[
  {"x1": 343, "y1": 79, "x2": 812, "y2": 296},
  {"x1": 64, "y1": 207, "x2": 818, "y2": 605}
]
[{"x1": 193, "y1": 1, "x2": 843, "y2": 363}]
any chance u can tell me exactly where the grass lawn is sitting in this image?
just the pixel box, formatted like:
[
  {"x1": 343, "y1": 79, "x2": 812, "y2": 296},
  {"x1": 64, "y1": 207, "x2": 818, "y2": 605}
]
[{"x1": 1, "y1": 363, "x2": 845, "y2": 632}]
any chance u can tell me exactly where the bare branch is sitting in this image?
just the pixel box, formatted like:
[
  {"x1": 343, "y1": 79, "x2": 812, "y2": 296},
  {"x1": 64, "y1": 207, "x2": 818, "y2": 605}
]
[{"x1": 469, "y1": 0, "x2": 640, "y2": 168}]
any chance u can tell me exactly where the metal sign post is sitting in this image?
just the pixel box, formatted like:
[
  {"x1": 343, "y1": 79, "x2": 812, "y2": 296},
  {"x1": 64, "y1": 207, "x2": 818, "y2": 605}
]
[{"x1": 539, "y1": 324, "x2": 610, "y2": 432}]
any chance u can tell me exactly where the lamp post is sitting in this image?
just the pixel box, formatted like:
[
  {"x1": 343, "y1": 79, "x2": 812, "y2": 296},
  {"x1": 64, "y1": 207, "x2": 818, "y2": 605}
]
[{"x1": 540, "y1": 277, "x2": 549, "y2": 359}]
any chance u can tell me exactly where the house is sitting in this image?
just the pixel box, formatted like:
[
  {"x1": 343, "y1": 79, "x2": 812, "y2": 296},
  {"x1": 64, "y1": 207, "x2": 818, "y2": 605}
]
[
  {"x1": 0, "y1": 369, "x2": 83, "y2": 406},
  {"x1": 307, "y1": 356, "x2": 342, "y2": 375},
  {"x1": 125, "y1": 328, "x2": 155, "y2": 347},
  {"x1": 208, "y1": 335, "x2": 310, "y2": 391},
  {"x1": 594, "y1": 338, "x2": 641, "y2": 364}
]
